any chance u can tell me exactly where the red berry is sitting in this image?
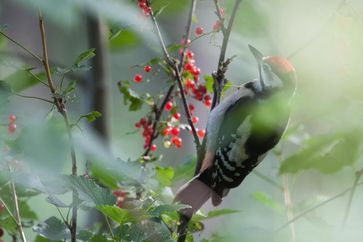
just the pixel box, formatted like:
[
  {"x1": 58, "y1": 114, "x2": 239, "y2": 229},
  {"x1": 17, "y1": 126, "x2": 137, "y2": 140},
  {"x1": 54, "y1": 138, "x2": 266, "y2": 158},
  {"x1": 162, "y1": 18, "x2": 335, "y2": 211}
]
[
  {"x1": 186, "y1": 50, "x2": 194, "y2": 59},
  {"x1": 171, "y1": 136, "x2": 182, "y2": 148},
  {"x1": 8, "y1": 123, "x2": 16, "y2": 134},
  {"x1": 8, "y1": 114, "x2": 16, "y2": 123},
  {"x1": 184, "y1": 63, "x2": 194, "y2": 72},
  {"x1": 219, "y1": 8, "x2": 225, "y2": 16},
  {"x1": 135, "y1": 122, "x2": 141, "y2": 128},
  {"x1": 195, "y1": 26, "x2": 204, "y2": 36},
  {"x1": 181, "y1": 38, "x2": 191, "y2": 45},
  {"x1": 164, "y1": 101, "x2": 173, "y2": 111},
  {"x1": 197, "y1": 129, "x2": 206, "y2": 138},
  {"x1": 185, "y1": 79, "x2": 195, "y2": 89},
  {"x1": 150, "y1": 144, "x2": 157, "y2": 152},
  {"x1": 188, "y1": 104, "x2": 195, "y2": 112},
  {"x1": 162, "y1": 126, "x2": 171, "y2": 136},
  {"x1": 144, "y1": 65, "x2": 152, "y2": 72},
  {"x1": 213, "y1": 20, "x2": 222, "y2": 31},
  {"x1": 173, "y1": 112, "x2": 181, "y2": 120},
  {"x1": 171, "y1": 127, "x2": 180, "y2": 136},
  {"x1": 204, "y1": 98, "x2": 212, "y2": 107},
  {"x1": 133, "y1": 74, "x2": 142, "y2": 83},
  {"x1": 192, "y1": 116, "x2": 199, "y2": 124}
]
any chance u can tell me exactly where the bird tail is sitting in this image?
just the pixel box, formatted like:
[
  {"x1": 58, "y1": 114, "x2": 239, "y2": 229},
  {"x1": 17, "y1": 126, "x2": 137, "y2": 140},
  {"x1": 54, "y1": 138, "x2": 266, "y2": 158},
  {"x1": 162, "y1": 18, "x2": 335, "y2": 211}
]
[{"x1": 174, "y1": 175, "x2": 213, "y2": 218}]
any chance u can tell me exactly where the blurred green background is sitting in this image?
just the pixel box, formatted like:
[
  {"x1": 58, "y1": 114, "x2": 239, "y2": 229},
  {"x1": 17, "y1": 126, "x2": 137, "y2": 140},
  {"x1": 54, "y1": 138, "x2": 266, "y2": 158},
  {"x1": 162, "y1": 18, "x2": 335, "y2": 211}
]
[{"x1": 1, "y1": 0, "x2": 363, "y2": 241}]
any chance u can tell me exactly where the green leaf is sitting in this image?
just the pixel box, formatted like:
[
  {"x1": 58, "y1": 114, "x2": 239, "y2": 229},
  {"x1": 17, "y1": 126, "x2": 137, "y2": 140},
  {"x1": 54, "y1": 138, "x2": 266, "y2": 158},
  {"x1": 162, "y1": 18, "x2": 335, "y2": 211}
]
[
  {"x1": 0, "y1": 80, "x2": 12, "y2": 104},
  {"x1": 34, "y1": 235, "x2": 62, "y2": 242},
  {"x1": 221, "y1": 81, "x2": 232, "y2": 97},
  {"x1": 109, "y1": 29, "x2": 140, "y2": 51},
  {"x1": 204, "y1": 75, "x2": 214, "y2": 93},
  {"x1": 19, "y1": 200, "x2": 38, "y2": 220},
  {"x1": 0, "y1": 216, "x2": 17, "y2": 234},
  {"x1": 81, "y1": 111, "x2": 102, "y2": 123},
  {"x1": 280, "y1": 133, "x2": 360, "y2": 174},
  {"x1": 252, "y1": 191, "x2": 283, "y2": 212},
  {"x1": 46, "y1": 195, "x2": 69, "y2": 208},
  {"x1": 118, "y1": 80, "x2": 144, "y2": 111},
  {"x1": 4, "y1": 69, "x2": 46, "y2": 92},
  {"x1": 33, "y1": 216, "x2": 70, "y2": 241},
  {"x1": 173, "y1": 156, "x2": 196, "y2": 182},
  {"x1": 67, "y1": 176, "x2": 116, "y2": 207},
  {"x1": 148, "y1": 204, "x2": 190, "y2": 218},
  {"x1": 74, "y1": 48, "x2": 95, "y2": 66},
  {"x1": 155, "y1": 166, "x2": 174, "y2": 187},
  {"x1": 205, "y1": 208, "x2": 240, "y2": 219},
  {"x1": 96, "y1": 205, "x2": 136, "y2": 224},
  {"x1": 166, "y1": 43, "x2": 183, "y2": 53},
  {"x1": 62, "y1": 80, "x2": 76, "y2": 96}
]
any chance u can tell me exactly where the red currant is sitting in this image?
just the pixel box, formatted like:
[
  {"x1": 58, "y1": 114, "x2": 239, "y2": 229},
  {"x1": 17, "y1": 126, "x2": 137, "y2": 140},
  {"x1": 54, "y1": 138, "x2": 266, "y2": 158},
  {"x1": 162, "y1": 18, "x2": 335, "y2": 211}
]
[
  {"x1": 8, "y1": 123, "x2": 16, "y2": 134},
  {"x1": 164, "y1": 101, "x2": 173, "y2": 111},
  {"x1": 197, "y1": 129, "x2": 206, "y2": 138},
  {"x1": 144, "y1": 65, "x2": 152, "y2": 72},
  {"x1": 8, "y1": 114, "x2": 16, "y2": 123},
  {"x1": 150, "y1": 144, "x2": 157, "y2": 152},
  {"x1": 133, "y1": 74, "x2": 142, "y2": 83},
  {"x1": 192, "y1": 116, "x2": 199, "y2": 124},
  {"x1": 195, "y1": 26, "x2": 204, "y2": 36},
  {"x1": 173, "y1": 112, "x2": 181, "y2": 120},
  {"x1": 171, "y1": 127, "x2": 180, "y2": 136}
]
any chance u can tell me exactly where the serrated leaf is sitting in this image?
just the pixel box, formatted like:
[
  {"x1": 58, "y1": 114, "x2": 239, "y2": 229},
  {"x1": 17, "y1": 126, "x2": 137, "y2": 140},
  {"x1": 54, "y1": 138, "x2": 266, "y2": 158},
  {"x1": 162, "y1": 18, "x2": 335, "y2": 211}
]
[
  {"x1": 74, "y1": 48, "x2": 95, "y2": 66},
  {"x1": 148, "y1": 204, "x2": 190, "y2": 218},
  {"x1": 67, "y1": 176, "x2": 116, "y2": 207},
  {"x1": 96, "y1": 205, "x2": 136, "y2": 224},
  {"x1": 4, "y1": 70, "x2": 46, "y2": 92},
  {"x1": 46, "y1": 195, "x2": 69, "y2": 208},
  {"x1": 155, "y1": 166, "x2": 174, "y2": 187},
  {"x1": 204, "y1": 75, "x2": 214, "y2": 93},
  {"x1": 0, "y1": 80, "x2": 12, "y2": 104},
  {"x1": 81, "y1": 111, "x2": 102, "y2": 123},
  {"x1": 280, "y1": 133, "x2": 360, "y2": 174},
  {"x1": 118, "y1": 80, "x2": 144, "y2": 111},
  {"x1": 252, "y1": 191, "x2": 283, "y2": 212},
  {"x1": 109, "y1": 29, "x2": 140, "y2": 51},
  {"x1": 33, "y1": 216, "x2": 70, "y2": 241},
  {"x1": 62, "y1": 80, "x2": 76, "y2": 96}
]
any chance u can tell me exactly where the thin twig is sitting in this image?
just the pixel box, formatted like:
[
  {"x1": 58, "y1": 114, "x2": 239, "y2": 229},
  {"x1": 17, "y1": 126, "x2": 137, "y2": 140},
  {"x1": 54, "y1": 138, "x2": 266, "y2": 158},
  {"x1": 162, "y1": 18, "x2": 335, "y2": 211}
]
[
  {"x1": 14, "y1": 93, "x2": 53, "y2": 103},
  {"x1": 342, "y1": 168, "x2": 363, "y2": 226},
  {"x1": 213, "y1": 0, "x2": 227, "y2": 35},
  {"x1": 7, "y1": 165, "x2": 27, "y2": 242},
  {"x1": 38, "y1": 12, "x2": 78, "y2": 242},
  {"x1": 143, "y1": 0, "x2": 200, "y2": 156},
  {"x1": 195, "y1": 0, "x2": 242, "y2": 175},
  {"x1": 282, "y1": 175, "x2": 296, "y2": 242},
  {"x1": 0, "y1": 197, "x2": 19, "y2": 226},
  {"x1": 0, "y1": 31, "x2": 43, "y2": 63},
  {"x1": 104, "y1": 215, "x2": 115, "y2": 239},
  {"x1": 252, "y1": 170, "x2": 283, "y2": 191},
  {"x1": 277, "y1": 181, "x2": 363, "y2": 231}
]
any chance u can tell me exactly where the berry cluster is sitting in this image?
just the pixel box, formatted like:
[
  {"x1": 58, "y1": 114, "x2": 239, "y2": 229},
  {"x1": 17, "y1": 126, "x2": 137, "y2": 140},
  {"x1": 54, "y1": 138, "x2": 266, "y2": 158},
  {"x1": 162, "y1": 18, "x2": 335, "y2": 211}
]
[
  {"x1": 112, "y1": 190, "x2": 127, "y2": 208},
  {"x1": 137, "y1": 0, "x2": 151, "y2": 16},
  {"x1": 133, "y1": 65, "x2": 152, "y2": 84},
  {"x1": 7, "y1": 114, "x2": 16, "y2": 134},
  {"x1": 135, "y1": 118, "x2": 156, "y2": 151},
  {"x1": 182, "y1": 50, "x2": 212, "y2": 108}
]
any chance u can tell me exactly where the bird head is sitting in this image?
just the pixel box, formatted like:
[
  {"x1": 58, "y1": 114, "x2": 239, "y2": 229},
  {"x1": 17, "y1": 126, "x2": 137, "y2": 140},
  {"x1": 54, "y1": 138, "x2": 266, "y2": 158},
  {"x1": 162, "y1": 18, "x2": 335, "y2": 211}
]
[{"x1": 248, "y1": 45, "x2": 297, "y2": 97}]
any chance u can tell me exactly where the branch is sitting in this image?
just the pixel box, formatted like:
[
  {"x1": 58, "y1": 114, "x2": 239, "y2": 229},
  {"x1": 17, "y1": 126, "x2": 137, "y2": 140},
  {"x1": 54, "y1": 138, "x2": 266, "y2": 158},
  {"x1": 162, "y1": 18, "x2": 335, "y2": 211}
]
[
  {"x1": 0, "y1": 31, "x2": 43, "y2": 63},
  {"x1": 7, "y1": 165, "x2": 27, "y2": 242},
  {"x1": 38, "y1": 12, "x2": 78, "y2": 242},
  {"x1": 213, "y1": 0, "x2": 227, "y2": 35},
  {"x1": 143, "y1": 0, "x2": 200, "y2": 157},
  {"x1": 342, "y1": 168, "x2": 363, "y2": 226},
  {"x1": 194, "y1": 0, "x2": 242, "y2": 175},
  {"x1": 14, "y1": 93, "x2": 53, "y2": 103},
  {"x1": 277, "y1": 181, "x2": 363, "y2": 231}
]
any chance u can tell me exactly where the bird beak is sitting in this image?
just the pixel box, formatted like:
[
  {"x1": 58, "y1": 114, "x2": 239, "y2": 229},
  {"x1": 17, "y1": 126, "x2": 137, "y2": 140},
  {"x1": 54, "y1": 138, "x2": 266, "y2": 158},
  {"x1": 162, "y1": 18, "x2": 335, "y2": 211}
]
[
  {"x1": 248, "y1": 45, "x2": 265, "y2": 90},
  {"x1": 248, "y1": 45, "x2": 263, "y2": 64}
]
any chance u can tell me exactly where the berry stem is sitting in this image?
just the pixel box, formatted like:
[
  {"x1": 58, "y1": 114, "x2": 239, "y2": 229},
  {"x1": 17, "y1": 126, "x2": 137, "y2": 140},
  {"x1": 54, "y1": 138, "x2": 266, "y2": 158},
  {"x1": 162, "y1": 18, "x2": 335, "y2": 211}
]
[
  {"x1": 142, "y1": 0, "x2": 199, "y2": 157},
  {"x1": 38, "y1": 12, "x2": 78, "y2": 242},
  {"x1": 148, "y1": 1, "x2": 201, "y2": 151}
]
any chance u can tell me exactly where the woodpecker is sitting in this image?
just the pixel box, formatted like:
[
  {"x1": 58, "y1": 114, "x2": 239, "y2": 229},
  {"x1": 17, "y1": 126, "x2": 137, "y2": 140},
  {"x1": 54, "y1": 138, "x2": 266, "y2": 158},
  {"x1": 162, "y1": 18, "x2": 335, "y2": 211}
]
[{"x1": 175, "y1": 45, "x2": 297, "y2": 219}]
